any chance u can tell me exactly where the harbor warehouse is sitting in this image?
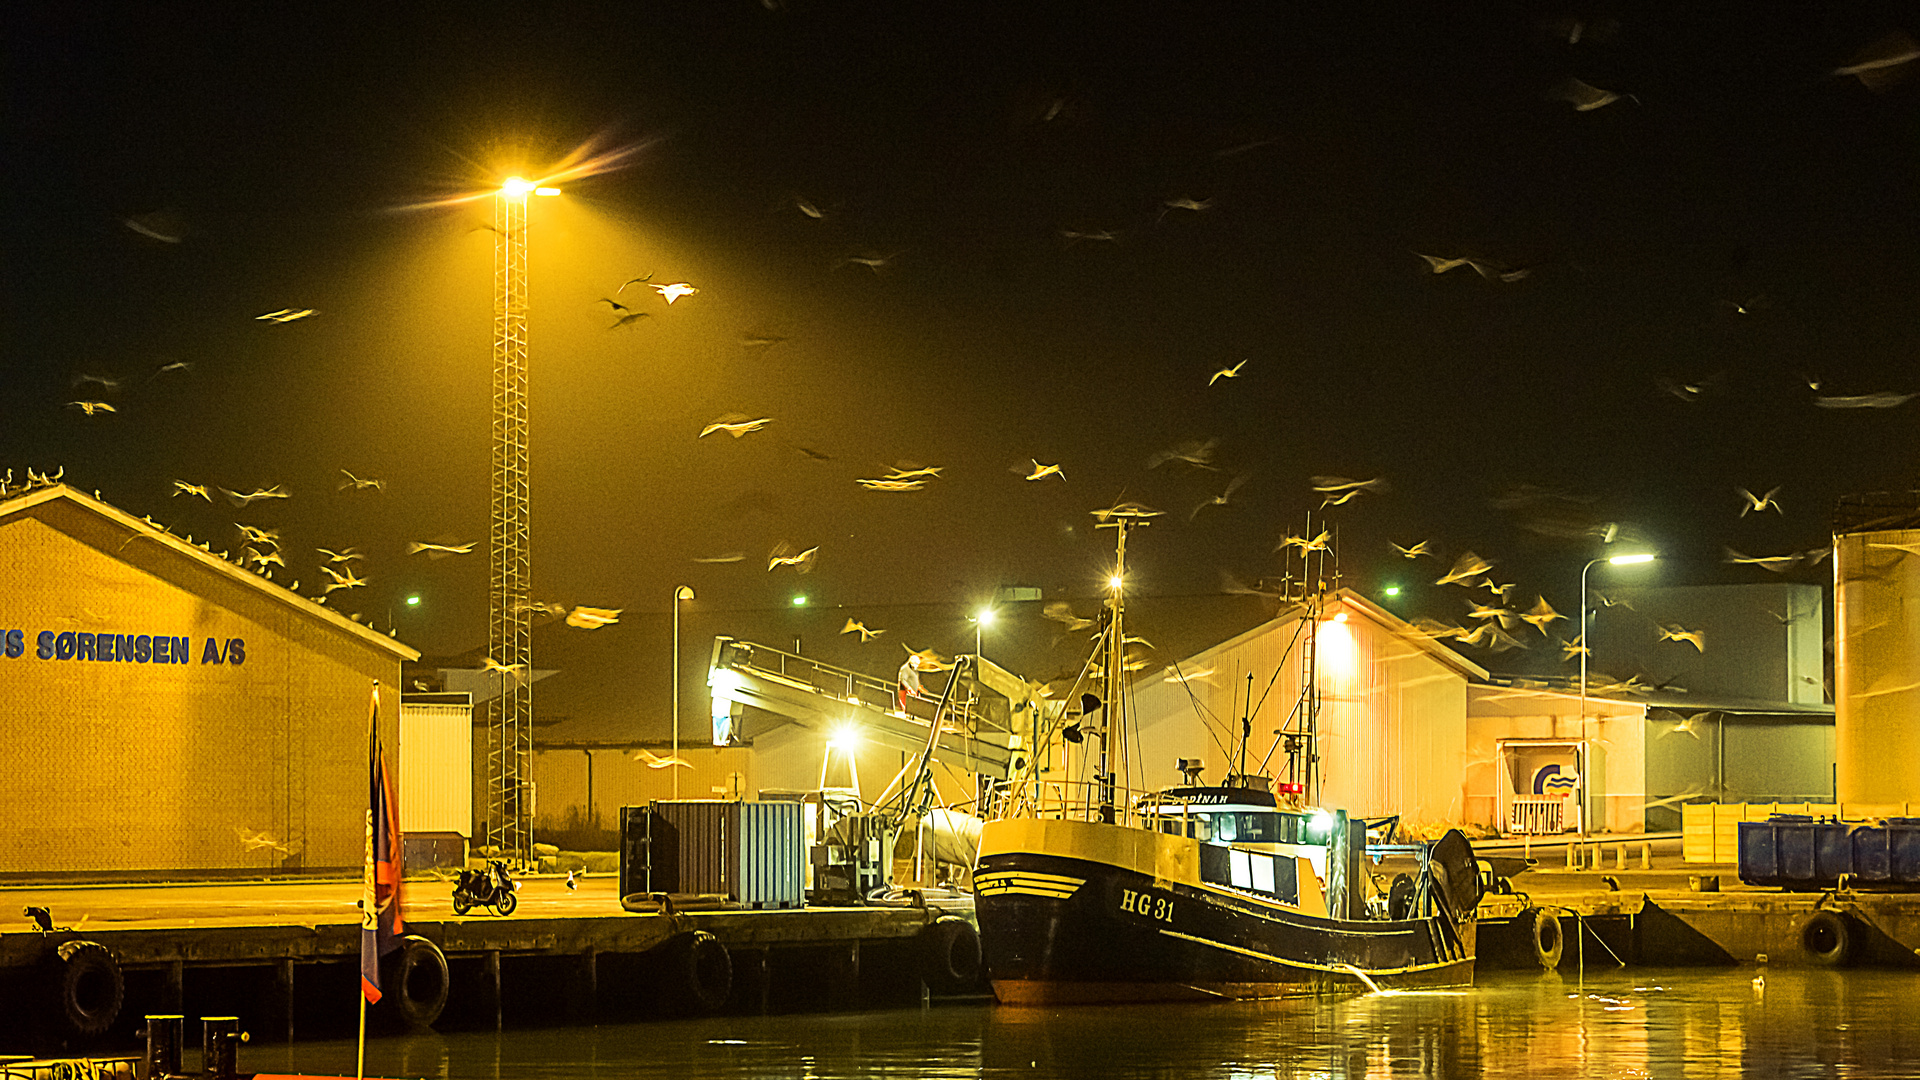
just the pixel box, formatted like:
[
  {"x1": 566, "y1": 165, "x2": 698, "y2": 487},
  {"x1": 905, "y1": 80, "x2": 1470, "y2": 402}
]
[{"x1": 0, "y1": 485, "x2": 417, "y2": 877}]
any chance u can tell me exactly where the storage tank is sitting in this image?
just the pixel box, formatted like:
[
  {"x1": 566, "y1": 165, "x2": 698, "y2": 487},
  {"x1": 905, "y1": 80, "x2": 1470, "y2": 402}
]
[{"x1": 1832, "y1": 493, "x2": 1920, "y2": 807}]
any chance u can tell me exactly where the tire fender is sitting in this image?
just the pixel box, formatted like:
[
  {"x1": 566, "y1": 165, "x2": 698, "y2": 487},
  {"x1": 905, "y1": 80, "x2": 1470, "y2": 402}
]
[
  {"x1": 1801, "y1": 910, "x2": 1854, "y2": 967},
  {"x1": 918, "y1": 916, "x2": 982, "y2": 993},
  {"x1": 666, "y1": 931, "x2": 733, "y2": 1014},
  {"x1": 1529, "y1": 909, "x2": 1565, "y2": 970},
  {"x1": 382, "y1": 935, "x2": 451, "y2": 1029},
  {"x1": 47, "y1": 940, "x2": 124, "y2": 1040}
]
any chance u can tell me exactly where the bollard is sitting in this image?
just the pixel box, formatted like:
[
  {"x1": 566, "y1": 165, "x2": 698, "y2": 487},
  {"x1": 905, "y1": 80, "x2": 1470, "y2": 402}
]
[
  {"x1": 201, "y1": 1016, "x2": 248, "y2": 1080},
  {"x1": 1641, "y1": 843, "x2": 1651, "y2": 870},
  {"x1": 146, "y1": 1014, "x2": 185, "y2": 1078},
  {"x1": 1616, "y1": 844, "x2": 1627, "y2": 870},
  {"x1": 1566, "y1": 843, "x2": 1577, "y2": 869}
]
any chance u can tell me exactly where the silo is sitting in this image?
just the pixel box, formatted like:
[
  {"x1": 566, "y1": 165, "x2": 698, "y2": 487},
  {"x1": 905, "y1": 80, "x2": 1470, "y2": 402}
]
[{"x1": 1832, "y1": 493, "x2": 1920, "y2": 808}]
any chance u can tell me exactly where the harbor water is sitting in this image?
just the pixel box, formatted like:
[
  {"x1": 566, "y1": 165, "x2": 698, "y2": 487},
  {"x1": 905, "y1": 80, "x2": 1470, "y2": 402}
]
[{"x1": 243, "y1": 968, "x2": 1920, "y2": 1079}]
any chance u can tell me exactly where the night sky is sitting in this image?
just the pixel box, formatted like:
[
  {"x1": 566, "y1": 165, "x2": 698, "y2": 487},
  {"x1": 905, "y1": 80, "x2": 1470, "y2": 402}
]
[{"x1": 6, "y1": 2, "x2": 1917, "y2": 685}]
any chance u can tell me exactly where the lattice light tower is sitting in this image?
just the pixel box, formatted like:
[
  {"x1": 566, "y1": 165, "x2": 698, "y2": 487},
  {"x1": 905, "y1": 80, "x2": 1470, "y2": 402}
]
[{"x1": 483, "y1": 176, "x2": 541, "y2": 865}]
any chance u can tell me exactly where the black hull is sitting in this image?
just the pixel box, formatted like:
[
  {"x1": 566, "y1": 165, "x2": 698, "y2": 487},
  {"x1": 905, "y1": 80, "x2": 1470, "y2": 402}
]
[{"x1": 978, "y1": 849, "x2": 1475, "y2": 1004}]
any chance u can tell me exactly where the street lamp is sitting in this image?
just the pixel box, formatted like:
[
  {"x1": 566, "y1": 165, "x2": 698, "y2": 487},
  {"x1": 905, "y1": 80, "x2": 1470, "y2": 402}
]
[
  {"x1": 1577, "y1": 551, "x2": 1655, "y2": 834},
  {"x1": 971, "y1": 606, "x2": 996, "y2": 660},
  {"x1": 672, "y1": 585, "x2": 695, "y2": 799}
]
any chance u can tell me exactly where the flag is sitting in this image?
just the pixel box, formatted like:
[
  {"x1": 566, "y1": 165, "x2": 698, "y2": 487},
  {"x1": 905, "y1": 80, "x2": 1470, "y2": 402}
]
[{"x1": 360, "y1": 685, "x2": 404, "y2": 1003}]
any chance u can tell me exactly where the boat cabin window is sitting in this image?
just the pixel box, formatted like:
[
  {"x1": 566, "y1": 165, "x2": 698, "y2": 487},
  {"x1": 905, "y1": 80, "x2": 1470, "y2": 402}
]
[{"x1": 1150, "y1": 810, "x2": 1314, "y2": 845}]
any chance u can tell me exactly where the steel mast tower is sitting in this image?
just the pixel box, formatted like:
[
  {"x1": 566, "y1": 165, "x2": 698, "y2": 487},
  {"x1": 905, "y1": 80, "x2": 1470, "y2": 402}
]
[{"x1": 485, "y1": 178, "x2": 534, "y2": 866}]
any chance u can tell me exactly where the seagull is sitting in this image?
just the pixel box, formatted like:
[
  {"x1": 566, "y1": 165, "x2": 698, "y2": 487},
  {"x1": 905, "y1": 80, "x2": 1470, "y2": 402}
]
[
  {"x1": 641, "y1": 280, "x2": 698, "y2": 304},
  {"x1": 1059, "y1": 228, "x2": 1121, "y2": 243},
  {"x1": 835, "y1": 253, "x2": 897, "y2": 272},
  {"x1": 566, "y1": 869, "x2": 579, "y2": 891},
  {"x1": 791, "y1": 195, "x2": 827, "y2": 219},
  {"x1": 1020, "y1": 460, "x2": 1065, "y2": 481},
  {"x1": 1520, "y1": 597, "x2": 1564, "y2": 634},
  {"x1": 68, "y1": 401, "x2": 116, "y2": 416},
  {"x1": 693, "y1": 552, "x2": 747, "y2": 564},
  {"x1": 1469, "y1": 260, "x2": 1533, "y2": 283},
  {"x1": 767, "y1": 543, "x2": 819, "y2": 572},
  {"x1": 857, "y1": 478, "x2": 927, "y2": 491},
  {"x1": 740, "y1": 333, "x2": 788, "y2": 349},
  {"x1": 320, "y1": 565, "x2": 368, "y2": 593},
  {"x1": 700, "y1": 414, "x2": 773, "y2": 439},
  {"x1": 1320, "y1": 488, "x2": 1363, "y2": 509},
  {"x1": 1162, "y1": 196, "x2": 1213, "y2": 215},
  {"x1": 883, "y1": 465, "x2": 943, "y2": 480},
  {"x1": 235, "y1": 525, "x2": 280, "y2": 546},
  {"x1": 73, "y1": 373, "x2": 121, "y2": 391},
  {"x1": 1437, "y1": 551, "x2": 1493, "y2": 586},
  {"x1": 236, "y1": 826, "x2": 291, "y2": 854},
  {"x1": 338, "y1": 470, "x2": 385, "y2": 492},
  {"x1": 172, "y1": 481, "x2": 212, "y2": 501},
  {"x1": 1042, "y1": 601, "x2": 1096, "y2": 632},
  {"x1": 1560, "y1": 635, "x2": 1589, "y2": 661},
  {"x1": 317, "y1": 547, "x2": 364, "y2": 564},
  {"x1": 610, "y1": 312, "x2": 652, "y2": 330},
  {"x1": 566, "y1": 606, "x2": 622, "y2": 629},
  {"x1": 1814, "y1": 391, "x2": 1915, "y2": 409},
  {"x1": 223, "y1": 485, "x2": 290, "y2": 507},
  {"x1": 1834, "y1": 29, "x2": 1920, "y2": 88},
  {"x1": 480, "y1": 657, "x2": 529, "y2": 678},
  {"x1": 1392, "y1": 540, "x2": 1433, "y2": 559},
  {"x1": 1416, "y1": 253, "x2": 1476, "y2": 274},
  {"x1": 407, "y1": 540, "x2": 476, "y2": 558},
  {"x1": 1090, "y1": 501, "x2": 1163, "y2": 522},
  {"x1": 1277, "y1": 528, "x2": 1331, "y2": 554},
  {"x1": 1162, "y1": 664, "x2": 1217, "y2": 685},
  {"x1": 1724, "y1": 548, "x2": 1803, "y2": 573},
  {"x1": 1310, "y1": 476, "x2": 1388, "y2": 494},
  {"x1": 841, "y1": 618, "x2": 885, "y2": 641},
  {"x1": 150, "y1": 360, "x2": 194, "y2": 380},
  {"x1": 1869, "y1": 540, "x2": 1920, "y2": 558},
  {"x1": 1545, "y1": 77, "x2": 1636, "y2": 111},
  {"x1": 256, "y1": 308, "x2": 317, "y2": 323},
  {"x1": 1482, "y1": 580, "x2": 1516, "y2": 600},
  {"x1": 595, "y1": 297, "x2": 633, "y2": 312},
  {"x1": 1737, "y1": 487, "x2": 1782, "y2": 516},
  {"x1": 1147, "y1": 438, "x2": 1219, "y2": 470},
  {"x1": 1190, "y1": 474, "x2": 1249, "y2": 520},
  {"x1": 1208, "y1": 360, "x2": 1246, "y2": 385},
  {"x1": 1658, "y1": 623, "x2": 1706, "y2": 652},
  {"x1": 1467, "y1": 603, "x2": 1518, "y2": 628},
  {"x1": 631, "y1": 747, "x2": 691, "y2": 768},
  {"x1": 123, "y1": 209, "x2": 186, "y2": 243},
  {"x1": 1660, "y1": 714, "x2": 1707, "y2": 741},
  {"x1": 513, "y1": 599, "x2": 572, "y2": 620},
  {"x1": 245, "y1": 548, "x2": 285, "y2": 570}
]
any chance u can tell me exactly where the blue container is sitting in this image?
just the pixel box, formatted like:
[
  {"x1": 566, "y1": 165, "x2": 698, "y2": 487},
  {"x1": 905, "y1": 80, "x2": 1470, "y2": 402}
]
[
  {"x1": 1737, "y1": 815, "x2": 1851, "y2": 888},
  {"x1": 1851, "y1": 818, "x2": 1920, "y2": 886}
]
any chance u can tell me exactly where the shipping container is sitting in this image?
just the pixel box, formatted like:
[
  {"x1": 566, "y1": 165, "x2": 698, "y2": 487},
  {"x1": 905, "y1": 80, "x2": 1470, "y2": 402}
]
[{"x1": 619, "y1": 800, "x2": 804, "y2": 909}]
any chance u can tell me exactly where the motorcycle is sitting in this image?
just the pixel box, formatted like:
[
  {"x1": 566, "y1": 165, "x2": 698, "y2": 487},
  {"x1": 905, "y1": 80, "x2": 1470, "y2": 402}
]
[{"x1": 452, "y1": 859, "x2": 520, "y2": 916}]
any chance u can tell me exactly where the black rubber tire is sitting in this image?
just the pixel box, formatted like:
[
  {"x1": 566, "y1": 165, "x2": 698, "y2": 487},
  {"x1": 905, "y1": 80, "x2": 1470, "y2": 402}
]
[
  {"x1": 1387, "y1": 874, "x2": 1415, "y2": 922},
  {"x1": 1801, "y1": 910, "x2": 1854, "y2": 967},
  {"x1": 382, "y1": 935, "x2": 451, "y2": 1029},
  {"x1": 1529, "y1": 909, "x2": 1565, "y2": 970},
  {"x1": 669, "y1": 932, "x2": 733, "y2": 1015},
  {"x1": 918, "y1": 916, "x2": 982, "y2": 994},
  {"x1": 452, "y1": 895, "x2": 472, "y2": 916},
  {"x1": 492, "y1": 890, "x2": 518, "y2": 917},
  {"x1": 47, "y1": 940, "x2": 123, "y2": 1040}
]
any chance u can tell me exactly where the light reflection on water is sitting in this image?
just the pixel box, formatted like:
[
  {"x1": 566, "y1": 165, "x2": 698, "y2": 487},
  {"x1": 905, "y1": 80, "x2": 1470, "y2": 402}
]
[{"x1": 249, "y1": 969, "x2": 1920, "y2": 1079}]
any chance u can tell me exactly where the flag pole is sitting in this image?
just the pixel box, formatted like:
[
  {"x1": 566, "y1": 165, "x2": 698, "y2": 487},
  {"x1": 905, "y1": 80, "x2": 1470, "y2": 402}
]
[
  {"x1": 356, "y1": 992, "x2": 367, "y2": 1080},
  {"x1": 358, "y1": 679, "x2": 377, "y2": 1080}
]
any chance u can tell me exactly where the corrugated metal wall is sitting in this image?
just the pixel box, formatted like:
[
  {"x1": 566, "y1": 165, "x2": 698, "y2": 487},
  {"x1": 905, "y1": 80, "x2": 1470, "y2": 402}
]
[{"x1": 401, "y1": 701, "x2": 472, "y2": 836}]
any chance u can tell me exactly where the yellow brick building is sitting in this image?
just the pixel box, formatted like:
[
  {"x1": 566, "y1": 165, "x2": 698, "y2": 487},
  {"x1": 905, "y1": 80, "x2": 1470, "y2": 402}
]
[{"x1": 0, "y1": 485, "x2": 418, "y2": 877}]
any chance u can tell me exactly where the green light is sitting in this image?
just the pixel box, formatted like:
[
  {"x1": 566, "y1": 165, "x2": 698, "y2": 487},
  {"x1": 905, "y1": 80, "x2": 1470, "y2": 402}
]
[
  {"x1": 791, "y1": 595, "x2": 808, "y2": 607},
  {"x1": 404, "y1": 595, "x2": 422, "y2": 607},
  {"x1": 1383, "y1": 586, "x2": 1401, "y2": 597}
]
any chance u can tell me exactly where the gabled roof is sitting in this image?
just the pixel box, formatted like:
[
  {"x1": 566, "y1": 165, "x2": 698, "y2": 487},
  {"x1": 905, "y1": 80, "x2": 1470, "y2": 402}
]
[
  {"x1": 1142, "y1": 586, "x2": 1490, "y2": 684},
  {"x1": 0, "y1": 484, "x2": 418, "y2": 662}
]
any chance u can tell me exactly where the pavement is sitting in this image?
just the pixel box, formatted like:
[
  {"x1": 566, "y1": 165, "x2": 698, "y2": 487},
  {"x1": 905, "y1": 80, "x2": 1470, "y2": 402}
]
[{"x1": 0, "y1": 873, "x2": 627, "y2": 934}]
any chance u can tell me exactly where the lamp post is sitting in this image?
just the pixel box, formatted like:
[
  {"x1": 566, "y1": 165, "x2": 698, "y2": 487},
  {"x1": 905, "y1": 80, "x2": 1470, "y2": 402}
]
[
  {"x1": 1577, "y1": 551, "x2": 1655, "y2": 834},
  {"x1": 972, "y1": 606, "x2": 996, "y2": 660},
  {"x1": 672, "y1": 585, "x2": 694, "y2": 799}
]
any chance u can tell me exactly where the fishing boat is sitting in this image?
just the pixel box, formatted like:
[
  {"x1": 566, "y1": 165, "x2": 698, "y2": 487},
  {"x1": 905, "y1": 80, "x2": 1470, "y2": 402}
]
[{"x1": 973, "y1": 506, "x2": 1483, "y2": 1003}]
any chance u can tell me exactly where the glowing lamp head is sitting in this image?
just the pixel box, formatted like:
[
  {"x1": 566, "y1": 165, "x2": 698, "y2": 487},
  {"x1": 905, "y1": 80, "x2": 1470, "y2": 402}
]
[
  {"x1": 791, "y1": 595, "x2": 808, "y2": 607},
  {"x1": 404, "y1": 595, "x2": 421, "y2": 608},
  {"x1": 1609, "y1": 553, "x2": 1656, "y2": 566},
  {"x1": 1305, "y1": 809, "x2": 1335, "y2": 841},
  {"x1": 1108, "y1": 575, "x2": 1124, "y2": 590},
  {"x1": 828, "y1": 725, "x2": 861, "y2": 754},
  {"x1": 500, "y1": 176, "x2": 536, "y2": 197},
  {"x1": 976, "y1": 608, "x2": 997, "y2": 627},
  {"x1": 1383, "y1": 586, "x2": 1401, "y2": 597}
]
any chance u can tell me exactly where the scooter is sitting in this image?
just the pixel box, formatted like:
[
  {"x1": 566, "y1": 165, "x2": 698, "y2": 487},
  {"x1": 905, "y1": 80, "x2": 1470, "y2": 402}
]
[{"x1": 452, "y1": 859, "x2": 520, "y2": 915}]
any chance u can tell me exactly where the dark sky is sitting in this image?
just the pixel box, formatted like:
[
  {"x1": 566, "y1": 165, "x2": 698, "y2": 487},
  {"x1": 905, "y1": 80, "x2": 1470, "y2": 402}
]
[{"x1": 6, "y1": 1, "x2": 1917, "y2": 676}]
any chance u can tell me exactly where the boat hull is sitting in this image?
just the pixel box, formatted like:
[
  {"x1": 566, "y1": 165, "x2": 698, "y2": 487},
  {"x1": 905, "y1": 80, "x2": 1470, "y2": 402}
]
[{"x1": 977, "y1": 826, "x2": 1475, "y2": 1004}]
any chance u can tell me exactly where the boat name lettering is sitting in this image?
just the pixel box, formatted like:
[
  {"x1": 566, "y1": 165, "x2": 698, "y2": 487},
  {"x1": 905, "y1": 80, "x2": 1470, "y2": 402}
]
[{"x1": 1118, "y1": 887, "x2": 1173, "y2": 923}]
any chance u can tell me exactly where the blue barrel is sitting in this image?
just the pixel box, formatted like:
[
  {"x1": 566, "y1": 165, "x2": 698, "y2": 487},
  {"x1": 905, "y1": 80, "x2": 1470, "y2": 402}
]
[{"x1": 1737, "y1": 815, "x2": 1852, "y2": 888}]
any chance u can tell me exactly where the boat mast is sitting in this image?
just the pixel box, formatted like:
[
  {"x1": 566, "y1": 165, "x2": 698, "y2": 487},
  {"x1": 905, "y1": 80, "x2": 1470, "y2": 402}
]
[{"x1": 1093, "y1": 503, "x2": 1155, "y2": 824}]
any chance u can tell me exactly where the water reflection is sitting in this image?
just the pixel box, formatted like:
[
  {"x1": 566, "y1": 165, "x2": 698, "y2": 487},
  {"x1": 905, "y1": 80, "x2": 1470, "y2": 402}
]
[{"x1": 249, "y1": 969, "x2": 1920, "y2": 1079}]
